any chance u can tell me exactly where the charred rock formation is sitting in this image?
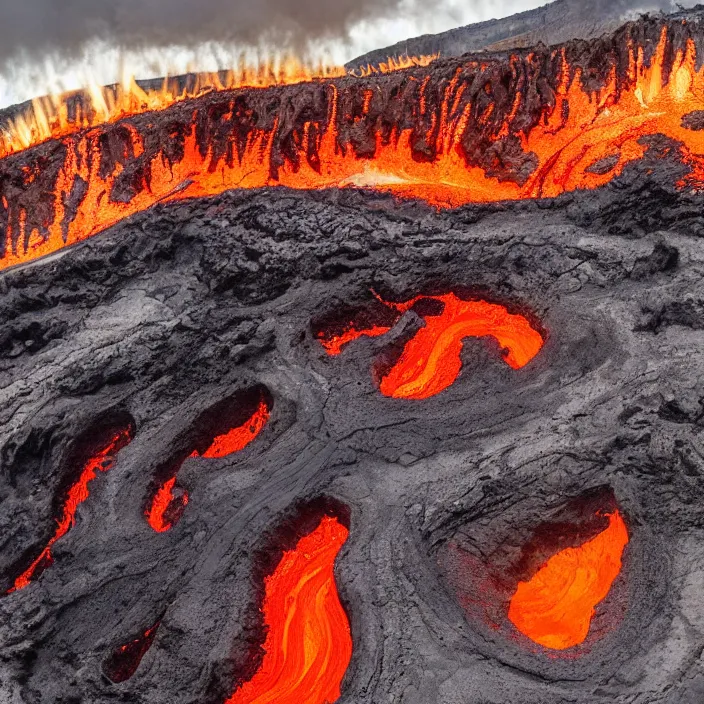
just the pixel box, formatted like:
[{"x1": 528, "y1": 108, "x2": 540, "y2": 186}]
[{"x1": 0, "y1": 169, "x2": 703, "y2": 700}]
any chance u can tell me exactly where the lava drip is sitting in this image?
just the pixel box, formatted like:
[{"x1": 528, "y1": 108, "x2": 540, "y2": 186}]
[
  {"x1": 102, "y1": 619, "x2": 161, "y2": 683},
  {"x1": 318, "y1": 293, "x2": 544, "y2": 398},
  {"x1": 146, "y1": 395, "x2": 270, "y2": 533},
  {"x1": 508, "y1": 510, "x2": 629, "y2": 650},
  {"x1": 7, "y1": 421, "x2": 134, "y2": 594},
  {"x1": 226, "y1": 515, "x2": 352, "y2": 704}
]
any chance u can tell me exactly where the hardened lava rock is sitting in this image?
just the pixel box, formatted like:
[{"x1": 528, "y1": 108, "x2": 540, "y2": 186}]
[{"x1": 0, "y1": 146, "x2": 703, "y2": 703}]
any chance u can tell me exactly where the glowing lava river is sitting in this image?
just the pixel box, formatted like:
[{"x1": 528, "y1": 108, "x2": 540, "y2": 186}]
[{"x1": 226, "y1": 516, "x2": 352, "y2": 704}]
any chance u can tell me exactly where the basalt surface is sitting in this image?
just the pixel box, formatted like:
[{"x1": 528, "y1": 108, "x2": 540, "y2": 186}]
[
  {"x1": 2, "y1": 9, "x2": 704, "y2": 703},
  {"x1": 0, "y1": 163, "x2": 703, "y2": 702}
]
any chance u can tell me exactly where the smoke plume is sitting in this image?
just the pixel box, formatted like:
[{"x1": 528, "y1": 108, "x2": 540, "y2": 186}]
[{"x1": 0, "y1": 0, "x2": 421, "y2": 63}]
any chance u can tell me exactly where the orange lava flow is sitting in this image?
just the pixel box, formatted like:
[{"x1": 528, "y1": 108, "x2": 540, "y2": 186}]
[
  {"x1": 225, "y1": 516, "x2": 352, "y2": 704},
  {"x1": 508, "y1": 511, "x2": 629, "y2": 650},
  {"x1": 146, "y1": 399, "x2": 269, "y2": 533},
  {"x1": 4, "y1": 25, "x2": 704, "y2": 271},
  {"x1": 145, "y1": 476, "x2": 188, "y2": 534},
  {"x1": 191, "y1": 399, "x2": 270, "y2": 459},
  {"x1": 7, "y1": 427, "x2": 133, "y2": 593},
  {"x1": 317, "y1": 325, "x2": 392, "y2": 356},
  {"x1": 379, "y1": 294, "x2": 543, "y2": 399}
]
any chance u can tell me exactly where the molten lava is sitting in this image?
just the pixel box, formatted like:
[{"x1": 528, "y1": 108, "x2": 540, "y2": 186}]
[
  {"x1": 379, "y1": 294, "x2": 544, "y2": 399},
  {"x1": 146, "y1": 476, "x2": 189, "y2": 534},
  {"x1": 7, "y1": 426, "x2": 133, "y2": 594},
  {"x1": 318, "y1": 325, "x2": 392, "y2": 356},
  {"x1": 0, "y1": 54, "x2": 438, "y2": 161},
  {"x1": 320, "y1": 293, "x2": 543, "y2": 399},
  {"x1": 3, "y1": 21, "x2": 704, "y2": 271},
  {"x1": 508, "y1": 510, "x2": 629, "y2": 650},
  {"x1": 146, "y1": 399, "x2": 269, "y2": 533},
  {"x1": 226, "y1": 515, "x2": 351, "y2": 704},
  {"x1": 103, "y1": 620, "x2": 161, "y2": 683},
  {"x1": 191, "y1": 399, "x2": 270, "y2": 459}
]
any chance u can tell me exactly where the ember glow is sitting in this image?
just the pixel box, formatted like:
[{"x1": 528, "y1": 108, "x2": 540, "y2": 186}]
[
  {"x1": 103, "y1": 620, "x2": 161, "y2": 683},
  {"x1": 226, "y1": 515, "x2": 351, "y2": 704},
  {"x1": 319, "y1": 293, "x2": 544, "y2": 399},
  {"x1": 191, "y1": 399, "x2": 270, "y2": 459},
  {"x1": 3, "y1": 21, "x2": 704, "y2": 271},
  {"x1": 146, "y1": 398, "x2": 269, "y2": 533},
  {"x1": 508, "y1": 510, "x2": 629, "y2": 650},
  {"x1": 7, "y1": 425, "x2": 134, "y2": 594}
]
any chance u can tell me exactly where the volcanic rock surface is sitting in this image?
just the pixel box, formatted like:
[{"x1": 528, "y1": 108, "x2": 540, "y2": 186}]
[
  {"x1": 347, "y1": 0, "x2": 682, "y2": 70},
  {"x1": 2, "y1": 8, "x2": 704, "y2": 704},
  {"x1": 0, "y1": 159, "x2": 704, "y2": 702}
]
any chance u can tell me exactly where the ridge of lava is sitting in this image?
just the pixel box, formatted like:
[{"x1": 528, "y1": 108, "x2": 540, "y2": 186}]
[{"x1": 3, "y1": 13, "x2": 704, "y2": 270}]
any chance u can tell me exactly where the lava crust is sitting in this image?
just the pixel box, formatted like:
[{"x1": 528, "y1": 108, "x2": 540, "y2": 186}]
[{"x1": 0, "y1": 173, "x2": 703, "y2": 702}]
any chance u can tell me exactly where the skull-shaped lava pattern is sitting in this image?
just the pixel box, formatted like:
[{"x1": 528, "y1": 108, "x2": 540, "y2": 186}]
[{"x1": 1, "y1": 10, "x2": 704, "y2": 704}]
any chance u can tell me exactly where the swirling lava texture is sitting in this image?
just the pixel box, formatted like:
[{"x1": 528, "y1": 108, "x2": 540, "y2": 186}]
[
  {"x1": 508, "y1": 511, "x2": 629, "y2": 650},
  {"x1": 7, "y1": 426, "x2": 134, "y2": 594},
  {"x1": 319, "y1": 293, "x2": 543, "y2": 399},
  {"x1": 226, "y1": 516, "x2": 352, "y2": 704},
  {"x1": 378, "y1": 295, "x2": 544, "y2": 399},
  {"x1": 146, "y1": 399, "x2": 270, "y2": 533}
]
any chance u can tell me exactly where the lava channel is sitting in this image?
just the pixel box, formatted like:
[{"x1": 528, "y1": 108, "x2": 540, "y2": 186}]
[
  {"x1": 102, "y1": 619, "x2": 161, "y2": 683},
  {"x1": 225, "y1": 515, "x2": 352, "y2": 704},
  {"x1": 7, "y1": 423, "x2": 134, "y2": 594},
  {"x1": 507, "y1": 510, "x2": 629, "y2": 650},
  {"x1": 319, "y1": 293, "x2": 544, "y2": 399},
  {"x1": 146, "y1": 398, "x2": 270, "y2": 533}
]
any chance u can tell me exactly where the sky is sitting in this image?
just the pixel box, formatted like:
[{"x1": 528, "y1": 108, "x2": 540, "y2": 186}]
[{"x1": 0, "y1": 0, "x2": 547, "y2": 109}]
